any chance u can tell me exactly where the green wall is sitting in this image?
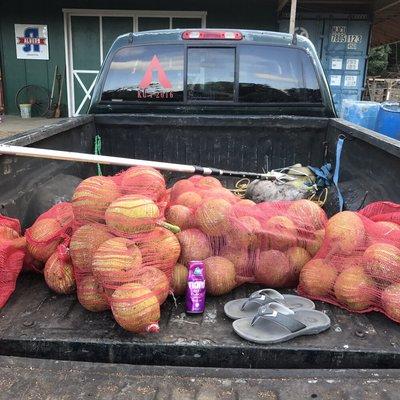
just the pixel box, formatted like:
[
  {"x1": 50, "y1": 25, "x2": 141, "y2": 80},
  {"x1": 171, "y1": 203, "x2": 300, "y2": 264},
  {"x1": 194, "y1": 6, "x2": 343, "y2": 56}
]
[{"x1": 0, "y1": 0, "x2": 277, "y2": 115}]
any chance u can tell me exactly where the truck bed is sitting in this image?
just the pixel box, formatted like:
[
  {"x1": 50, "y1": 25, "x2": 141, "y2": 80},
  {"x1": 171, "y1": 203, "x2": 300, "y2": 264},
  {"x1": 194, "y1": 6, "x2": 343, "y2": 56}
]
[{"x1": 1, "y1": 115, "x2": 400, "y2": 371}]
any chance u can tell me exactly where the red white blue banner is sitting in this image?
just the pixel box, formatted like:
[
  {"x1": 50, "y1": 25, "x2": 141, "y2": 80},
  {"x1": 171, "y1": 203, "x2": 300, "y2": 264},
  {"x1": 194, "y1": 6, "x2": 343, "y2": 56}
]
[{"x1": 15, "y1": 24, "x2": 49, "y2": 60}]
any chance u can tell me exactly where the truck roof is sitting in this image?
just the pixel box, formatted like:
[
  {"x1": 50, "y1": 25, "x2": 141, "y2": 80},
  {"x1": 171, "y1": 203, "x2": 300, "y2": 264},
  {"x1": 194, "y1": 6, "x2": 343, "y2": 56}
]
[{"x1": 110, "y1": 28, "x2": 319, "y2": 56}]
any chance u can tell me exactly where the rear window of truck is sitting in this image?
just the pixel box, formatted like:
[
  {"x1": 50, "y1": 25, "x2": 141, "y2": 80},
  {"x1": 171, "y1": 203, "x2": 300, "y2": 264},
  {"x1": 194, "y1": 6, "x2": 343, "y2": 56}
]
[
  {"x1": 102, "y1": 45, "x2": 184, "y2": 102},
  {"x1": 101, "y1": 44, "x2": 322, "y2": 104}
]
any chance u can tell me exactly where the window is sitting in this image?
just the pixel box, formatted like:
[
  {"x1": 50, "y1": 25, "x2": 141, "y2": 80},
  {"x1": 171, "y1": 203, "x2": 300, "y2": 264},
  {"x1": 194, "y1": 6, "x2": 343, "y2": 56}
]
[
  {"x1": 101, "y1": 45, "x2": 184, "y2": 102},
  {"x1": 187, "y1": 48, "x2": 235, "y2": 101},
  {"x1": 101, "y1": 44, "x2": 322, "y2": 105},
  {"x1": 238, "y1": 45, "x2": 322, "y2": 103}
]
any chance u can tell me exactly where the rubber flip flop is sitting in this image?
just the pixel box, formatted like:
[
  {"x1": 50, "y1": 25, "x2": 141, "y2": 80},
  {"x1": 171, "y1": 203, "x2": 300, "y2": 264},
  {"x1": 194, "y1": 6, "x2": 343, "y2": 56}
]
[
  {"x1": 232, "y1": 302, "x2": 331, "y2": 344},
  {"x1": 224, "y1": 289, "x2": 315, "y2": 320}
]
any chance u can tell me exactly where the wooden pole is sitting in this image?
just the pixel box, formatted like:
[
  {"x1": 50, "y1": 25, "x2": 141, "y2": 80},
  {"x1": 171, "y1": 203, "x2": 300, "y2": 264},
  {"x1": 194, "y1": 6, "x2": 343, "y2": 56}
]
[
  {"x1": 0, "y1": 144, "x2": 268, "y2": 179},
  {"x1": 289, "y1": 0, "x2": 298, "y2": 34}
]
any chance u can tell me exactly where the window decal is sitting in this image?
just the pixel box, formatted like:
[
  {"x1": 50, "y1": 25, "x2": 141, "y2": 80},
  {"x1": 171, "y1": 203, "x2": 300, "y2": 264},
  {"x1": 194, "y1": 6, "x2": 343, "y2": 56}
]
[{"x1": 139, "y1": 55, "x2": 172, "y2": 90}]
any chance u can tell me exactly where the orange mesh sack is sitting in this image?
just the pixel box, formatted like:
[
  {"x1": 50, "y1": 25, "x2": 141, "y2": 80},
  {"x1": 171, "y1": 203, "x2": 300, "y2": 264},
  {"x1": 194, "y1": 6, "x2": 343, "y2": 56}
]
[
  {"x1": 0, "y1": 241, "x2": 26, "y2": 307},
  {"x1": 69, "y1": 223, "x2": 114, "y2": 278},
  {"x1": 44, "y1": 248, "x2": 76, "y2": 295},
  {"x1": 72, "y1": 176, "x2": 121, "y2": 225},
  {"x1": 0, "y1": 215, "x2": 21, "y2": 237},
  {"x1": 0, "y1": 214, "x2": 26, "y2": 307},
  {"x1": 114, "y1": 166, "x2": 168, "y2": 214},
  {"x1": 104, "y1": 194, "x2": 161, "y2": 239},
  {"x1": 174, "y1": 198, "x2": 328, "y2": 295},
  {"x1": 166, "y1": 176, "x2": 239, "y2": 231},
  {"x1": 359, "y1": 201, "x2": 400, "y2": 227},
  {"x1": 25, "y1": 202, "x2": 74, "y2": 263},
  {"x1": 225, "y1": 200, "x2": 327, "y2": 288},
  {"x1": 297, "y1": 210, "x2": 400, "y2": 323},
  {"x1": 89, "y1": 229, "x2": 176, "y2": 306},
  {"x1": 110, "y1": 283, "x2": 160, "y2": 333},
  {"x1": 92, "y1": 237, "x2": 143, "y2": 292},
  {"x1": 135, "y1": 226, "x2": 180, "y2": 281},
  {"x1": 76, "y1": 274, "x2": 110, "y2": 313}
]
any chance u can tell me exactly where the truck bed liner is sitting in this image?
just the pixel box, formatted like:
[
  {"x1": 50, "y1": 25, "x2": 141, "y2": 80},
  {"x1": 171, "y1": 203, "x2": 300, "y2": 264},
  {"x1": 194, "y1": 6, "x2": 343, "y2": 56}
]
[
  {"x1": 0, "y1": 273, "x2": 399, "y2": 370},
  {"x1": 1, "y1": 356, "x2": 399, "y2": 399}
]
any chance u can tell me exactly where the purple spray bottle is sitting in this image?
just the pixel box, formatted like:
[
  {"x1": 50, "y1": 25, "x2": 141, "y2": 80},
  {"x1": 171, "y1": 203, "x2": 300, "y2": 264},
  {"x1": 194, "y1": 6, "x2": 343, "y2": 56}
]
[{"x1": 185, "y1": 261, "x2": 206, "y2": 314}]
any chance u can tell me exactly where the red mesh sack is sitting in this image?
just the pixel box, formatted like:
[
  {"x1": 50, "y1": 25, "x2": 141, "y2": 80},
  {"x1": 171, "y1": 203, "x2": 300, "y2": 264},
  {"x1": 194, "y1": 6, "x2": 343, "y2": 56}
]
[
  {"x1": 0, "y1": 216, "x2": 26, "y2": 308},
  {"x1": 109, "y1": 282, "x2": 160, "y2": 333},
  {"x1": 92, "y1": 237, "x2": 143, "y2": 292},
  {"x1": 66, "y1": 170, "x2": 174, "y2": 330},
  {"x1": 0, "y1": 215, "x2": 21, "y2": 237},
  {"x1": 114, "y1": 166, "x2": 168, "y2": 214},
  {"x1": 359, "y1": 201, "x2": 400, "y2": 226},
  {"x1": 88, "y1": 228, "x2": 175, "y2": 305},
  {"x1": 69, "y1": 224, "x2": 114, "y2": 270},
  {"x1": 174, "y1": 196, "x2": 328, "y2": 294},
  {"x1": 227, "y1": 199, "x2": 326, "y2": 288},
  {"x1": 104, "y1": 194, "x2": 161, "y2": 239},
  {"x1": 297, "y1": 210, "x2": 400, "y2": 323},
  {"x1": 72, "y1": 176, "x2": 121, "y2": 225},
  {"x1": 76, "y1": 274, "x2": 110, "y2": 312},
  {"x1": 135, "y1": 226, "x2": 180, "y2": 280},
  {"x1": 166, "y1": 176, "x2": 239, "y2": 232},
  {"x1": 44, "y1": 249, "x2": 76, "y2": 295},
  {"x1": 0, "y1": 241, "x2": 25, "y2": 307},
  {"x1": 25, "y1": 202, "x2": 74, "y2": 262}
]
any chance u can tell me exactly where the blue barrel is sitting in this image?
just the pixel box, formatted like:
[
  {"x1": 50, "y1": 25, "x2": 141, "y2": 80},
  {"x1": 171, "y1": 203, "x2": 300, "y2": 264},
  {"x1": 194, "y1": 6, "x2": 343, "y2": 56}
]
[
  {"x1": 340, "y1": 100, "x2": 380, "y2": 130},
  {"x1": 376, "y1": 103, "x2": 400, "y2": 140}
]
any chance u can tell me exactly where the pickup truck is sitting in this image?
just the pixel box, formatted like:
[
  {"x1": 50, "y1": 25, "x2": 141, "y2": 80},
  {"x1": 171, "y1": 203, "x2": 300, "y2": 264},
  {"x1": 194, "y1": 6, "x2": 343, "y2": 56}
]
[{"x1": 1, "y1": 29, "x2": 400, "y2": 398}]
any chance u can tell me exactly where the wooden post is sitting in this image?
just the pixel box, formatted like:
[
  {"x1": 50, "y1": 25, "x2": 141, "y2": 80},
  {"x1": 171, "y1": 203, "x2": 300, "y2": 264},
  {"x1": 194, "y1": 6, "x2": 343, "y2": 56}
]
[{"x1": 289, "y1": 0, "x2": 298, "y2": 34}]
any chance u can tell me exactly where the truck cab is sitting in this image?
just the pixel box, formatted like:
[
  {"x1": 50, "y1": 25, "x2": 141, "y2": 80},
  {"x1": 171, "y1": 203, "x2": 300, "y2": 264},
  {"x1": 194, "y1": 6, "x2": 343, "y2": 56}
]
[{"x1": 89, "y1": 29, "x2": 336, "y2": 117}]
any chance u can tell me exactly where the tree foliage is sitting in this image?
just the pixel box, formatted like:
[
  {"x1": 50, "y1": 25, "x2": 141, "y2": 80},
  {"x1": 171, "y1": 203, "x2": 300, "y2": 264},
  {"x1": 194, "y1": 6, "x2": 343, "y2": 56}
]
[{"x1": 368, "y1": 45, "x2": 391, "y2": 76}]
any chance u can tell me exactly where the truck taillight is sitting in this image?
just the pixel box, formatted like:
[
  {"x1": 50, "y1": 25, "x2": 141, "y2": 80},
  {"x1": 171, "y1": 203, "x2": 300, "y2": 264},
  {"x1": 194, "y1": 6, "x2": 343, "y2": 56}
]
[{"x1": 182, "y1": 30, "x2": 243, "y2": 40}]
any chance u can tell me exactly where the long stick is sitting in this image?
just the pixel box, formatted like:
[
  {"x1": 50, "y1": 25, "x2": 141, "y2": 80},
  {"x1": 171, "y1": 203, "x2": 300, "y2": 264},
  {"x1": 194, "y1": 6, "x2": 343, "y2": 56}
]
[
  {"x1": 54, "y1": 68, "x2": 64, "y2": 119},
  {"x1": 49, "y1": 65, "x2": 58, "y2": 114},
  {"x1": 0, "y1": 145, "x2": 268, "y2": 179}
]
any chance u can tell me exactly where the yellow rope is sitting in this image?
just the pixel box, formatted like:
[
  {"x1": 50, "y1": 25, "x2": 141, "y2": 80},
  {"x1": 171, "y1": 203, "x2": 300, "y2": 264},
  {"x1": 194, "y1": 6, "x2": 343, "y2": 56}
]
[
  {"x1": 308, "y1": 188, "x2": 328, "y2": 207},
  {"x1": 231, "y1": 178, "x2": 250, "y2": 198}
]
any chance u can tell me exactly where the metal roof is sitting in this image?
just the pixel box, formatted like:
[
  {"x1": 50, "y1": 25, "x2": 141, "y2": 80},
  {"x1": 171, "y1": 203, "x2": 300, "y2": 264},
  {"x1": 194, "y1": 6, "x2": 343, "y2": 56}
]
[
  {"x1": 372, "y1": 0, "x2": 400, "y2": 46},
  {"x1": 279, "y1": 0, "x2": 400, "y2": 46}
]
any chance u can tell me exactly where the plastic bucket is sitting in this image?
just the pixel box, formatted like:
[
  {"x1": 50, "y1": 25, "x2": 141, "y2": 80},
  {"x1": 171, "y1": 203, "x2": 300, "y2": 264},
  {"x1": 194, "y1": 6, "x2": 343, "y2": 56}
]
[
  {"x1": 340, "y1": 100, "x2": 380, "y2": 131},
  {"x1": 19, "y1": 104, "x2": 32, "y2": 119},
  {"x1": 376, "y1": 102, "x2": 400, "y2": 140}
]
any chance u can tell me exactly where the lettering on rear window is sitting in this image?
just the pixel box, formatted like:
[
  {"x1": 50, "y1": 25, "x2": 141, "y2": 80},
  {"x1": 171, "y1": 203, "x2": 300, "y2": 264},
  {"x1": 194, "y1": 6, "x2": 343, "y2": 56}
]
[{"x1": 137, "y1": 55, "x2": 174, "y2": 99}]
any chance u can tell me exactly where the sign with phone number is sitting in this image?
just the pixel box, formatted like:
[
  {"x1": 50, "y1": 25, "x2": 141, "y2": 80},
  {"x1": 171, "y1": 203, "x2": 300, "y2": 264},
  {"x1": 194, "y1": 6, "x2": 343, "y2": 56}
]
[{"x1": 330, "y1": 26, "x2": 362, "y2": 49}]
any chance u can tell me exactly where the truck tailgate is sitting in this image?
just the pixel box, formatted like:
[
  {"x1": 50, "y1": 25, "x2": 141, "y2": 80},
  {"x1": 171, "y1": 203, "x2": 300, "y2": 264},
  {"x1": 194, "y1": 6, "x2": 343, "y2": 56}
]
[{"x1": 0, "y1": 273, "x2": 399, "y2": 370}]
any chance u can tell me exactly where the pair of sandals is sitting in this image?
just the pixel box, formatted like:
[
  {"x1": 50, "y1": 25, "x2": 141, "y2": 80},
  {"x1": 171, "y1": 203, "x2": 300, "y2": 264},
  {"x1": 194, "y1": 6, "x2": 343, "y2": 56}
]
[{"x1": 224, "y1": 289, "x2": 331, "y2": 344}]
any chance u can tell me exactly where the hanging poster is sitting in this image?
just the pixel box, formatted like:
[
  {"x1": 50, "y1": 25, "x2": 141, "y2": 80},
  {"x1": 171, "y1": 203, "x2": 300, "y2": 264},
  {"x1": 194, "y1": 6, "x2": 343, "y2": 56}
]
[{"x1": 15, "y1": 24, "x2": 49, "y2": 60}]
